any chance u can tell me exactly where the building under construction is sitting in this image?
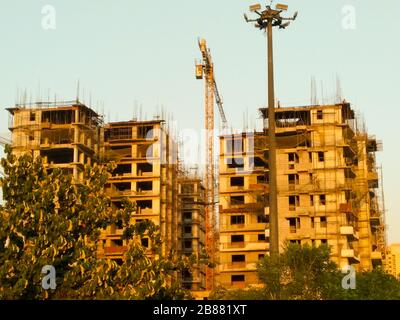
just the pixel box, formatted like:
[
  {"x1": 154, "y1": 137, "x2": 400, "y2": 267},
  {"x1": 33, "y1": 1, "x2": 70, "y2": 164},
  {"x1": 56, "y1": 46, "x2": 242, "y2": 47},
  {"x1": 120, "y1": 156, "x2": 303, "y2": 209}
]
[
  {"x1": 6, "y1": 101, "x2": 101, "y2": 181},
  {"x1": 6, "y1": 100, "x2": 207, "y2": 293},
  {"x1": 98, "y1": 119, "x2": 180, "y2": 260},
  {"x1": 217, "y1": 102, "x2": 386, "y2": 288},
  {"x1": 178, "y1": 176, "x2": 207, "y2": 291},
  {"x1": 4, "y1": 99, "x2": 387, "y2": 292}
]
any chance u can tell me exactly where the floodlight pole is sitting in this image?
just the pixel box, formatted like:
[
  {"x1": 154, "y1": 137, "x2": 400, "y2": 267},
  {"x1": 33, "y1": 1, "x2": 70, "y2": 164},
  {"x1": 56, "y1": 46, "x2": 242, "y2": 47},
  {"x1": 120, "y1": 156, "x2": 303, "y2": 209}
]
[
  {"x1": 245, "y1": 4, "x2": 297, "y2": 256},
  {"x1": 266, "y1": 19, "x2": 279, "y2": 256}
]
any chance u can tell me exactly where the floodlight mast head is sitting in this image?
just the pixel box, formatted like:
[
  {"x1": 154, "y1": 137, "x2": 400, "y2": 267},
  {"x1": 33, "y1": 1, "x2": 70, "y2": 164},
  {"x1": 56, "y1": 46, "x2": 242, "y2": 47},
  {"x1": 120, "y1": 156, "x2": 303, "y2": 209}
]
[
  {"x1": 249, "y1": 3, "x2": 262, "y2": 12},
  {"x1": 244, "y1": 2, "x2": 297, "y2": 31},
  {"x1": 275, "y1": 3, "x2": 288, "y2": 11}
]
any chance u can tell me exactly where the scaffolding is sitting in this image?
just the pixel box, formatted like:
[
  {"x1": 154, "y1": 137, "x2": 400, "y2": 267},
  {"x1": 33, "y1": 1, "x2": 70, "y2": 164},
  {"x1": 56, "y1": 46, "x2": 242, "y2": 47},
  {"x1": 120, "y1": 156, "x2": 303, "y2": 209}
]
[{"x1": 217, "y1": 102, "x2": 386, "y2": 288}]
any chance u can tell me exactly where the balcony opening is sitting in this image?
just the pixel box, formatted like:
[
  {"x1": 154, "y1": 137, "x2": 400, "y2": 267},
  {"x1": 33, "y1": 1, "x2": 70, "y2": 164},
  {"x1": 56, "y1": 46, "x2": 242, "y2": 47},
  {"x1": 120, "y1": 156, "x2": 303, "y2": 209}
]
[
  {"x1": 321, "y1": 239, "x2": 328, "y2": 244},
  {"x1": 231, "y1": 275, "x2": 245, "y2": 285},
  {"x1": 114, "y1": 182, "x2": 131, "y2": 192},
  {"x1": 42, "y1": 110, "x2": 74, "y2": 124},
  {"x1": 41, "y1": 128, "x2": 74, "y2": 145},
  {"x1": 138, "y1": 125, "x2": 154, "y2": 139},
  {"x1": 113, "y1": 164, "x2": 131, "y2": 176},
  {"x1": 230, "y1": 177, "x2": 244, "y2": 187},
  {"x1": 183, "y1": 211, "x2": 192, "y2": 221},
  {"x1": 184, "y1": 226, "x2": 192, "y2": 235},
  {"x1": 311, "y1": 217, "x2": 315, "y2": 228},
  {"x1": 317, "y1": 110, "x2": 323, "y2": 120},
  {"x1": 105, "y1": 127, "x2": 132, "y2": 141},
  {"x1": 257, "y1": 175, "x2": 268, "y2": 184},
  {"x1": 137, "y1": 162, "x2": 153, "y2": 175},
  {"x1": 318, "y1": 151, "x2": 325, "y2": 162},
  {"x1": 289, "y1": 195, "x2": 300, "y2": 210},
  {"x1": 231, "y1": 195, "x2": 245, "y2": 205},
  {"x1": 258, "y1": 254, "x2": 265, "y2": 260},
  {"x1": 320, "y1": 194, "x2": 326, "y2": 206},
  {"x1": 111, "y1": 239, "x2": 123, "y2": 247},
  {"x1": 232, "y1": 255, "x2": 245, "y2": 263},
  {"x1": 225, "y1": 138, "x2": 244, "y2": 154},
  {"x1": 136, "y1": 200, "x2": 152, "y2": 210},
  {"x1": 184, "y1": 240, "x2": 192, "y2": 250},
  {"x1": 250, "y1": 156, "x2": 266, "y2": 168},
  {"x1": 258, "y1": 234, "x2": 266, "y2": 242},
  {"x1": 288, "y1": 217, "x2": 300, "y2": 233},
  {"x1": 231, "y1": 235, "x2": 244, "y2": 243},
  {"x1": 108, "y1": 145, "x2": 132, "y2": 160},
  {"x1": 30, "y1": 112, "x2": 36, "y2": 121},
  {"x1": 288, "y1": 174, "x2": 299, "y2": 189},
  {"x1": 288, "y1": 152, "x2": 299, "y2": 163},
  {"x1": 137, "y1": 181, "x2": 152, "y2": 192},
  {"x1": 320, "y1": 216, "x2": 327, "y2": 228},
  {"x1": 41, "y1": 148, "x2": 73, "y2": 164},
  {"x1": 231, "y1": 215, "x2": 245, "y2": 225},
  {"x1": 226, "y1": 157, "x2": 244, "y2": 170},
  {"x1": 257, "y1": 214, "x2": 268, "y2": 223}
]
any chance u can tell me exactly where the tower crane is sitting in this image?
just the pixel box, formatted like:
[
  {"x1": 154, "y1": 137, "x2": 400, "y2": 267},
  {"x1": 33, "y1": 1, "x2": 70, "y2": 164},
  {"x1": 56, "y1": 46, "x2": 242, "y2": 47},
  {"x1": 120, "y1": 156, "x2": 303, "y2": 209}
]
[
  {"x1": 196, "y1": 39, "x2": 228, "y2": 130},
  {"x1": 196, "y1": 38, "x2": 227, "y2": 290}
]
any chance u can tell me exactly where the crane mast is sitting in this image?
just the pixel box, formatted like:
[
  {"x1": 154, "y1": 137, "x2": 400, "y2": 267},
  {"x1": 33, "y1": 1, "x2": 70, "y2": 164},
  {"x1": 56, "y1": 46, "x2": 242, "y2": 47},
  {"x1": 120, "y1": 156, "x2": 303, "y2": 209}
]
[{"x1": 196, "y1": 38, "x2": 227, "y2": 290}]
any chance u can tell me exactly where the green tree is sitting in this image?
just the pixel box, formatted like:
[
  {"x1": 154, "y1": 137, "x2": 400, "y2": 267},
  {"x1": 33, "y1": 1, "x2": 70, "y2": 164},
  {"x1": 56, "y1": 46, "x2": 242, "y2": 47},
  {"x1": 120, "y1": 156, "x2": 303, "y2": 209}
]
[
  {"x1": 343, "y1": 268, "x2": 400, "y2": 300},
  {"x1": 0, "y1": 146, "x2": 192, "y2": 300},
  {"x1": 257, "y1": 242, "x2": 340, "y2": 300},
  {"x1": 212, "y1": 243, "x2": 400, "y2": 300}
]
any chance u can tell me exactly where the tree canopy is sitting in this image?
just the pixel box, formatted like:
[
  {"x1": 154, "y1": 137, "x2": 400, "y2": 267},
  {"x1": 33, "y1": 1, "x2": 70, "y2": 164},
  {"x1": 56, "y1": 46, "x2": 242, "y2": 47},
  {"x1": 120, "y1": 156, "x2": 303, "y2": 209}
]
[
  {"x1": 212, "y1": 242, "x2": 400, "y2": 300},
  {"x1": 0, "y1": 146, "x2": 191, "y2": 300}
]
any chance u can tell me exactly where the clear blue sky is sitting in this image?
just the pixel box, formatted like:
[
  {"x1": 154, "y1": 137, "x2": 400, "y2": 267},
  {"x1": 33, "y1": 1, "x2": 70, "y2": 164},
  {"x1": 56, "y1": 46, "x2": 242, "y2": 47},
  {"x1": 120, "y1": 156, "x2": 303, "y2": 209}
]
[{"x1": 0, "y1": 0, "x2": 399, "y2": 243}]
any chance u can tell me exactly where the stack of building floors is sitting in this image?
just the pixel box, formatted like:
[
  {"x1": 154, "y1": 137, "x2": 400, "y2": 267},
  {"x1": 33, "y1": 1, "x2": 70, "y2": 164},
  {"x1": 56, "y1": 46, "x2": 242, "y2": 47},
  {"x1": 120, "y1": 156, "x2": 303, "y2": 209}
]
[
  {"x1": 217, "y1": 102, "x2": 386, "y2": 289},
  {"x1": 6, "y1": 101, "x2": 206, "y2": 293},
  {"x1": 6, "y1": 100, "x2": 386, "y2": 293}
]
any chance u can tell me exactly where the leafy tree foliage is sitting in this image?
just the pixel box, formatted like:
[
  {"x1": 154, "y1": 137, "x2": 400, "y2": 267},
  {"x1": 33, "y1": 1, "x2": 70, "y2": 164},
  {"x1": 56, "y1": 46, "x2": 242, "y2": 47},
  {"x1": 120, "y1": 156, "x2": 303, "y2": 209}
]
[
  {"x1": 341, "y1": 268, "x2": 400, "y2": 300},
  {"x1": 0, "y1": 146, "x2": 192, "y2": 300},
  {"x1": 257, "y1": 242, "x2": 340, "y2": 300},
  {"x1": 212, "y1": 242, "x2": 400, "y2": 300}
]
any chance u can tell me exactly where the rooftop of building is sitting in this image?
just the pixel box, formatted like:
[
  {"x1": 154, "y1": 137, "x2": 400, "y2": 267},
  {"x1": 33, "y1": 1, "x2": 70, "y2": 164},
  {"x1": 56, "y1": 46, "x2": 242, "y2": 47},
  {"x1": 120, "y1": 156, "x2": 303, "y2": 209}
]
[
  {"x1": 105, "y1": 119, "x2": 165, "y2": 127},
  {"x1": 259, "y1": 101, "x2": 355, "y2": 120},
  {"x1": 6, "y1": 100, "x2": 100, "y2": 117}
]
